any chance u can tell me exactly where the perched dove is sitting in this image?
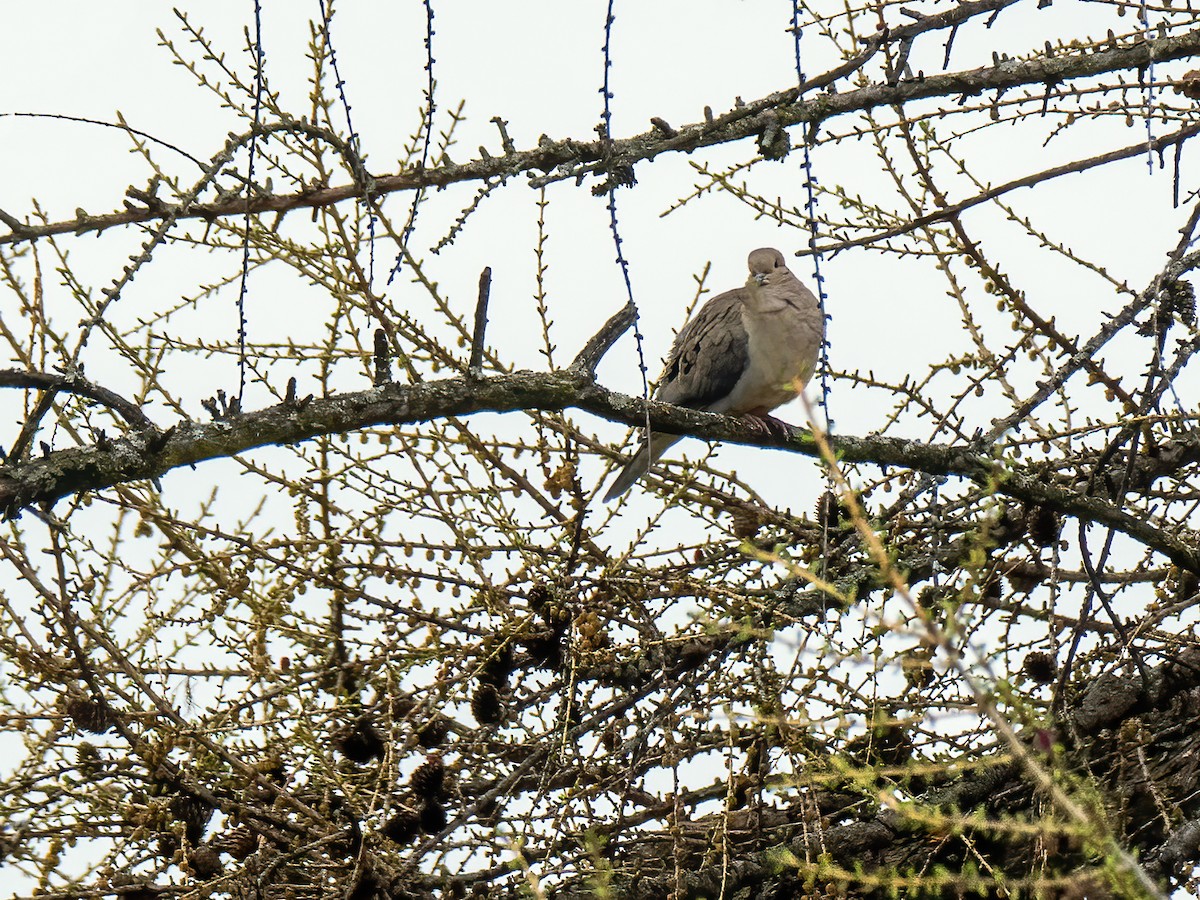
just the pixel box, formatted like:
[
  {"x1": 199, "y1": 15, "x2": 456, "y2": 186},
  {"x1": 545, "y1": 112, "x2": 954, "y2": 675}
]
[{"x1": 603, "y1": 247, "x2": 824, "y2": 501}]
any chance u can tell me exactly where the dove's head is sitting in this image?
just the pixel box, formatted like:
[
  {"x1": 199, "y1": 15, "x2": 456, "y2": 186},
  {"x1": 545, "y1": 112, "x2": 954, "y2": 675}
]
[
  {"x1": 744, "y1": 247, "x2": 810, "y2": 315},
  {"x1": 746, "y1": 247, "x2": 789, "y2": 290}
]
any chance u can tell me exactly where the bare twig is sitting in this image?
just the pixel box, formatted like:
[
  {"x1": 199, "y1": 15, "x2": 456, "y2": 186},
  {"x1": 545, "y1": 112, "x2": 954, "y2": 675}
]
[
  {"x1": 373, "y1": 329, "x2": 393, "y2": 386},
  {"x1": 570, "y1": 302, "x2": 636, "y2": 374},
  {"x1": 469, "y1": 267, "x2": 492, "y2": 376},
  {"x1": 1, "y1": 368, "x2": 155, "y2": 463}
]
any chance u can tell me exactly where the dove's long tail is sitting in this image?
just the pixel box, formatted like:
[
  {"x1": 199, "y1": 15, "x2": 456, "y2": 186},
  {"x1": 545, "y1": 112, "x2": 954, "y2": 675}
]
[{"x1": 602, "y1": 432, "x2": 682, "y2": 502}]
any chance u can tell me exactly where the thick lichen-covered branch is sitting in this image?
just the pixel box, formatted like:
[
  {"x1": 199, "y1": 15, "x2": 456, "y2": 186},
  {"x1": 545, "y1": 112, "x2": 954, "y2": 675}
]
[{"x1": 3, "y1": 366, "x2": 1197, "y2": 572}]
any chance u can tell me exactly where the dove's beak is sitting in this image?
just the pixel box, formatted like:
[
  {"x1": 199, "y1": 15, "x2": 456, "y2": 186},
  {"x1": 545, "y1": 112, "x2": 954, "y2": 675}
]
[{"x1": 752, "y1": 273, "x2": 768, "y2": 287}]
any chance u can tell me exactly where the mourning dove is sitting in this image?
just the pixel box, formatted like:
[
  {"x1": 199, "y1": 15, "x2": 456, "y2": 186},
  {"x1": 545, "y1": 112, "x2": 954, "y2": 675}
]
[{"x1": 603, "y1": 247, "x2": 824, "y2": 501}]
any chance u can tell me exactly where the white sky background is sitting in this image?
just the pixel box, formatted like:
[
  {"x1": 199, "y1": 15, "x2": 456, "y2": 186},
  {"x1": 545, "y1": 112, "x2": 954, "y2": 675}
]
[{"x1": 1, "y1": 0, "x2": 1198, "y2": 891}]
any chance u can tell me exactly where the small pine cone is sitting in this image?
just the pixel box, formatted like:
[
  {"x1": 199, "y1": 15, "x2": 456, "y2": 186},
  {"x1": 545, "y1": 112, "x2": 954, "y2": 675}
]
[
  {"x1": 419, "y1": 800, "x2": 448, "y2": 834},
  {"x1": 416, "y1": 715, "x2": 451, "y2": 749},
  {"x1": 215, "y1": 825, "x2": 258, "y2": 860},
  {"x1": 528, "y1": 583, "x2": 551, "y2": 613},
  {"x1": 187, "y1": 844, "x2": 223, "y2": 879},
  {"x1": 65, "y1": 693, "x2": 115, "y2": 735},
  {"x1": 525, "y1": 632, "x2": 565, "y2": 671},
  {"x1": 474, "y1": 794, "x2": 499, "y2": 822},
  {"x1": 382, "y1": 807, "x2": 421, "y2": 844},
  {"x1": 391, "y1": 696, "x2": 417, "y2": 719},
  {"x1": 336, "y1": 717, "x2": 385, "y2": 763},
  {"x1": 1026, "y1": 504, "x2": 1061, "y2": 547},
  {"x1": 541, "y1": 600, "x2": 572, "y2": 630},
  {"x1": 409, "y1": 756, "x2": 446, "y2": 800},
  {"x1": 156, "y1": 832, "x2": 180, "y2": 860},
  {"x1": 1165, "y1": 277, "x2": 1197, "y2": 325},
  {"x1": 918, "y1": 585, "x2": 953, "y2": 609},
  {"x1": 1007, "y1": 564, "x2": 1047, "y2": 594},
  {"x1": 576, "y1": 610, "x2": 607, "y2": 653},
  {"x1": 1023, "y1": 651, "x2": 1058, "y2": 685},
  {"x1": 170, "y1": 792, "x2": 215, "y2": 845},
  {"x1": 601, "y1": 723, "x2": 622, "y2": 752},
  {"x1": 815, "y1": 491, "x2": 849, "y2": 531},
  {"x1": 998, "y1": 504, "x2": 1028, "y2": 541},
  {"x1": 673, "y1": 640, "x2": 710, "y2": 674},
  {"x1": 731, "y1": 505, "x2": 764, "y2": 540},
  {"x1": 980, "y1": 571, "x2": 1002, "y2": 602},
  {"x1": 544, "y1": 460, "x2": 575, "y2": 497},
  {"x1": 471, "y1": 684, "x2": 503, "y2": 725},
  {"x1": 757, "y1": 123, "x2": 791, "y2": 161},
  {"x1": 479, "y1": 642, "x2": 515, "y2": 689}
]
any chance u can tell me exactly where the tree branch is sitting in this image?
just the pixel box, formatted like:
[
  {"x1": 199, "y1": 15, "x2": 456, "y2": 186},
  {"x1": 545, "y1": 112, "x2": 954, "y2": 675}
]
[
  {"x1": 5, "y1": 24, "x2": 1200, "y2": 246},
  {"x1": 552, "y1": 647, "x2": 1200, "y2": 898},
  {"x1": 2, "y1": 367, "x2": 1196, "y2": 571},
  {"x1": 799, "y1": 123, "x2": 1200, "y2": 258},
  {"x1": 569, "y1": 301, "x2": 636, "y2": 373},
  {"x1": 0, "y1": 368, "x2": 154, "y2": 432}
]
